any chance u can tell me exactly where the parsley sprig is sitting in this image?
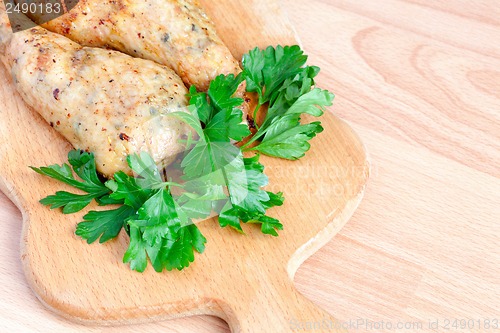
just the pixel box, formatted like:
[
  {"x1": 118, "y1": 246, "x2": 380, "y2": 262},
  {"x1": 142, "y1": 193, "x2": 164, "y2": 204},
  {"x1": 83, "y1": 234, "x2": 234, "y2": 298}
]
[
  {"x1": 34, "y1": 150, "x2": 207, "y2": 272},
  {"x1": 31, "y1": 150, "x2": 111, "y2": 214},
  {"x1": 172, "y1": 73, "x2": 284, "y2": 235},
  {"x1": 32, "y1": 45, "x2": 333, "y2": 272},
  {"x1": 241, "y1": 45, "x2": 334, "y2": 159}
]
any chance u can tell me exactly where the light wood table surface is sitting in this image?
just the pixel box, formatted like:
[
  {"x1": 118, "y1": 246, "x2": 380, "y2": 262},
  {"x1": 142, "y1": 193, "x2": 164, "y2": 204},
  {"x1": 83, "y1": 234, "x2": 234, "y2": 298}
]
[{"x1": 1, "y1": 1, "x2": 498, "y2": 332}]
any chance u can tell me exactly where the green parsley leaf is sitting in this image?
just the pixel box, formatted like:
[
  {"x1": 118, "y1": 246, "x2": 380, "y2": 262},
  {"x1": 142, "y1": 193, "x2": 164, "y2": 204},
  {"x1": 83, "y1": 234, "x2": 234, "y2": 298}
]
[
  {"x1": 127, "y1": 152, "x2": 163, "y2": 189},
  {"x1": 175, "y1": 172, "x2": 226, "y2": 221},
  {"x1": 243, "y1": 45, "x2": 308, "y2": 104},
  {"x1": 160, "y1": 224, "x2": 207, "y2": 271},
  {"x1": 106, "y1": 171, "x2": 153, "y2": 209},
  {"x1": 250, "y1": 215, "x2": 283, "y2": 237},
  {"x1": 218, "y1": 202, "x2": 244, "y2": 233},
  {"x1": 204, "y1": 107, "x2": 250, "y2": 142},
  {"x1": 122, "y1": 225, "x2": 150, "y2": 273},
  {"x1": 182, "y1": 73, "x2": 250, "y2": 143},
  {"x1": 218, "y1": 155, "x2": 284, "y2": 235},
  {"x1": 252, "y1": 115, "x2": 324, "y2": 160},
  {"x1": 31, "y1": 150, "x2": 110, "y2": 213},
  {"x1": 241, "y1": 45, "x2": 334, "y2": 160},
  {"x1": 175, "y1": 73, "x2": 250, "y2": 180},
  {"x1": 263, "y1": 191, "x2": 285, "y2": 209},
  {"x1": 286, "y1": 88, "x2": 333, "y2": 116},
  {"x1": 207, "y1": 73, "x2": 244, "y2": 112},
  {"x1": 124, "y1": 189, "x2": 207, "y2": 272},
  {"x1": 180, "y1": 139, "x2": 241, "y2": 179},
  {"x1": 131, "y1": 189, "x2": 181, "y2": 245},
  {"x1": 226, "y1": 154, "x2": 270, "y2": 215},
  {"x1": 187, "y1": 86, "x2": 213, "y2": 124},
  {"x1": 170, "y1": 107, "x2": 205, "y2": 138},
  {"x1": 174, "y1": 71, "x2": 286, "y2": 237},
  {"x1": 76, "y1": 205, "x2": 136, "y2": 244},
  {"x1": 39, "y1": 191, "x2": 98, "y2": 215},
  {"x1": 67, "y1": 150, "x2": 106, "y2": 190}
]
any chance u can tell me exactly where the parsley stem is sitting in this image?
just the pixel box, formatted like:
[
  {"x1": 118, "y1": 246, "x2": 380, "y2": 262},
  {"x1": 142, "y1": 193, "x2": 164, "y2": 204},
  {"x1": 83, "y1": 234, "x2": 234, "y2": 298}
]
[
  {"x1": 150, "y1": 181, "x2": 184, "y2": 190},
  {"x1": 240, "y1": 127, "x2": 269, "y2": 150},
  {"x1": 251, "y1": 102, "x2": 263, "y2": 130},
  {"x1": 240, "y1": 137, "x2": 256, "y2": 150}
]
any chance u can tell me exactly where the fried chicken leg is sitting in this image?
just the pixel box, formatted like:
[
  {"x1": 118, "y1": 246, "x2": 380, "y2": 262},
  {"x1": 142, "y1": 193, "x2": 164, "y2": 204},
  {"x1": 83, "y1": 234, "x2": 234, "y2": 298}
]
[
  {"x1": 26, "y1": 0, "x2": 241, "y2": 91},
  {"x1": 0, "y1": 7, "x2": 191, "y2": 177}
]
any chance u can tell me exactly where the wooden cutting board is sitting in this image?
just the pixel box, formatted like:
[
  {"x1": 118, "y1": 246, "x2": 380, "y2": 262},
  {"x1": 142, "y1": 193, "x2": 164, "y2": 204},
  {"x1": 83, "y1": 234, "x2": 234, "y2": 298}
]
[{"x1": 0, "y1": 1, "x2": 369, "y2": 332}]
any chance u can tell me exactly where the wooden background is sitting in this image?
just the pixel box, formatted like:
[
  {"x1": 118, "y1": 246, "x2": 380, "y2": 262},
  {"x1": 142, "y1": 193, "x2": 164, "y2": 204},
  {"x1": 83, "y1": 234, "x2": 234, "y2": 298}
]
[{"x1": 1, "y1": 0, "x2": 498, "y2": 332}]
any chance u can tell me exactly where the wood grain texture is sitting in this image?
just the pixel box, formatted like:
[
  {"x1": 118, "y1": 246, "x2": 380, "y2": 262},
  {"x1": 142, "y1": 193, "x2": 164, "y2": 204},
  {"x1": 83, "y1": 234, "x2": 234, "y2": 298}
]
[
  {"x1": 1, "y1": 0, "x2": 499, "y2": 332},
  {"x1": 321, "y1": 0, "x2": 500, "y2": 58},
  {"x1": 0, "y1": 1, "x2": 368, "y2": 332}
]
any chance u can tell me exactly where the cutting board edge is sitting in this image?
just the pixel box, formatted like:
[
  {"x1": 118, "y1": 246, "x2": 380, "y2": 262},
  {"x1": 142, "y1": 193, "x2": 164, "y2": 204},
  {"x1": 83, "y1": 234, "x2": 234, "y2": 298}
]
[
  {"x1": 287, "y1": 178, "x2": 367, "y2": 281},
  {"x1": 24, "y1": 281, "x2": 228, "y2": 327},
  {"x1": 287, "y1": 116, "x2": 370, "y2": 280}
]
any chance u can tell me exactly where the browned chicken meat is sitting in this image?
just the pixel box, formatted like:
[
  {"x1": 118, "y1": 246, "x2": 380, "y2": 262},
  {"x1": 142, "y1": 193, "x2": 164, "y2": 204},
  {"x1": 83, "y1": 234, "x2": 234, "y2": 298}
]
[
  {"x1": 0, "y1": 7, "x2": 192, "y2": 177},
  {"x1": 25, "y1": 0, "x2": 242, "y2": 91}
]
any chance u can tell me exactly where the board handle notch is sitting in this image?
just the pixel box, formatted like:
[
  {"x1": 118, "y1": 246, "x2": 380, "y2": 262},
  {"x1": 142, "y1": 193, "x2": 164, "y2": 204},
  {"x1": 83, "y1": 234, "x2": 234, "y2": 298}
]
[{"x1": 218, "y1": 267, "x2": 348, "y2": 333}]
